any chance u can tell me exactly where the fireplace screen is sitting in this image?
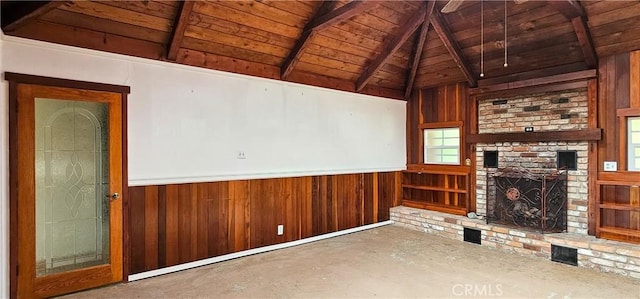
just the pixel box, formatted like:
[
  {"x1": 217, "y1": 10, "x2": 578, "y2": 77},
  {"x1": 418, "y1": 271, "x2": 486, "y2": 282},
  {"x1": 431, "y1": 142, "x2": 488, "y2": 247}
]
[{"x1": 487, "y1": 168, "x2": 567, "y2": 233}]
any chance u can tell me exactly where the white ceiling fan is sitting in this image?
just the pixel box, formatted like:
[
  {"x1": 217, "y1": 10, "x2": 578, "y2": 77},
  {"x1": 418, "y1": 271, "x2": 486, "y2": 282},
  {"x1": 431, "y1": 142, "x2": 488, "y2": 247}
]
[{"x1": 441, "y1": 0, "x2": 528, "y2": 14}]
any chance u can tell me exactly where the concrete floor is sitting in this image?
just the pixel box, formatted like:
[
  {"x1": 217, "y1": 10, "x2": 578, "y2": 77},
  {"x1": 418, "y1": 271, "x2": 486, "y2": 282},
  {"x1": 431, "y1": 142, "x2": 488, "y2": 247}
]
[{"x1": 62, "y1": 225, "x2": 640, "y2": 298}]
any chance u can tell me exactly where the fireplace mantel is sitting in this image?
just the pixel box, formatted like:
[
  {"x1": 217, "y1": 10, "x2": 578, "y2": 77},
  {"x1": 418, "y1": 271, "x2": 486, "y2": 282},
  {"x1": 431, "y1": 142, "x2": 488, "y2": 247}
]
[{"x1": 466, "y1": 128, "x2": 602, "y2": 144}]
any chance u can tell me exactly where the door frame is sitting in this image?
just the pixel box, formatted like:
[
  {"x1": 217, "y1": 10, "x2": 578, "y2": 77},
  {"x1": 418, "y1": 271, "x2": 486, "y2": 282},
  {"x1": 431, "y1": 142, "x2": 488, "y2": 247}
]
[{"x1": 5, "y1": 72, "x2": 130, "y2": 298}]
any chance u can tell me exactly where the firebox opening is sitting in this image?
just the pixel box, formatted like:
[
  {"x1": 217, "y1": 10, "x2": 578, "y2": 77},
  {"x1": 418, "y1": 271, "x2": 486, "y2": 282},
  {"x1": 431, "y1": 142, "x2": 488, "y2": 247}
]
[
  {"x1": 557, "y1": 151, "x2": 577, "y2": 170},
  {"x1": 484, "y1": 151, "x2": 499, "y2": 168}
]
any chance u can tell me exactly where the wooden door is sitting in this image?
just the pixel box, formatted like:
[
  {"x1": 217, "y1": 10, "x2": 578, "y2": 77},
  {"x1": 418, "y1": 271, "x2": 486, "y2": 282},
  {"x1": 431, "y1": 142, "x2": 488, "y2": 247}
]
[{"x1": 12, "y1": 84, "x2": 124, "y2": 298}]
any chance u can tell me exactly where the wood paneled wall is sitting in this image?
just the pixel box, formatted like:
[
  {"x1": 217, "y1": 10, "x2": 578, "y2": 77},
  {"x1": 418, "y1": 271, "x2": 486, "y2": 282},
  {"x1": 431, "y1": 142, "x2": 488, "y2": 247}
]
[
  {"x1": 595, "y1": 50, "x2": 640, "y2": 243},
  {"x1": 128, "y1": 172, "x2": 400, "y2": 274},
  {"x1": 407, "y1": 83, "x2": 471, "y2": 165},
  {"x1": 404, "y1": 83, "x2": 473, "y2": 215}
]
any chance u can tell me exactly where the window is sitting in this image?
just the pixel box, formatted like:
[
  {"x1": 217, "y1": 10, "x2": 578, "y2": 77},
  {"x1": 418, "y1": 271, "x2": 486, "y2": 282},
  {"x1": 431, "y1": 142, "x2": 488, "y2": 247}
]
[
  {"x1": 629, "y1": 117, "x2": 640, "y2": 171},
  {"x1": 423, "y1": 127, "x2": 460, "y2": 164}
]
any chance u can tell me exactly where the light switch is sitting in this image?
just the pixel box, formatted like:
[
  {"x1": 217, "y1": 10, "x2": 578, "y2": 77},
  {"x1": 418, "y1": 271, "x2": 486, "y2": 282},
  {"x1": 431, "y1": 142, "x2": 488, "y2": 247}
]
[{"x1": 604, "y1": 161, "x2": 617, "y2": 171}]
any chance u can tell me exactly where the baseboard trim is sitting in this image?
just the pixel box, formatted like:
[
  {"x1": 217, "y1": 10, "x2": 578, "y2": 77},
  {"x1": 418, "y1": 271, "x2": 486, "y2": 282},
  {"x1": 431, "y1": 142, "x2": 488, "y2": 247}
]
[{"x1": 128, "y1": 220, "x2": 392, "y2": 282}]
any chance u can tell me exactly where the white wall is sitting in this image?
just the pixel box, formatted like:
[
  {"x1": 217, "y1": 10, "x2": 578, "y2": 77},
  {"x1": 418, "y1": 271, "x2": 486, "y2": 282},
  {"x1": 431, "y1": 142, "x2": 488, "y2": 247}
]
[
  {"x1": 0, "y1": 35, "x2": 8, "y2": 298},
  {"x1": 126, "y1": 63, "x2": 405, "y2": 185},
  {"x1": 0, "y1": 34, "x2": 406, "y2": 295}
]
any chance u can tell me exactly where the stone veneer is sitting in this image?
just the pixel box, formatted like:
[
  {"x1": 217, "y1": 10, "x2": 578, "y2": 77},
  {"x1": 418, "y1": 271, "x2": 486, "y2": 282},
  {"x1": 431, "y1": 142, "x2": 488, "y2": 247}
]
[
  {"x1": 391, "y1": 206, "x2": 640, "y2": 279},
  {"x1": 475, "y1": 88, "x2": 589, "y2": 235}
]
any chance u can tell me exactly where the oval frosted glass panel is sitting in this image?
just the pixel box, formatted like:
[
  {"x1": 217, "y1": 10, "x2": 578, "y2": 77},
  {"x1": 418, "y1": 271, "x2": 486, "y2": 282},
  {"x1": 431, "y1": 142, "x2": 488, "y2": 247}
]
[{"x1": 35, "y1": 98, "x2": 109, "y2": 276}]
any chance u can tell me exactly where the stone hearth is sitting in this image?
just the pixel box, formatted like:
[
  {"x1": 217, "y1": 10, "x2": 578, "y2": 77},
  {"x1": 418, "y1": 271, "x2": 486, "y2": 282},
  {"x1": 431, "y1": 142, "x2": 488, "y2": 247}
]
[{"x1": 391, "y1": 206, "x2": 640, "y2": 279}]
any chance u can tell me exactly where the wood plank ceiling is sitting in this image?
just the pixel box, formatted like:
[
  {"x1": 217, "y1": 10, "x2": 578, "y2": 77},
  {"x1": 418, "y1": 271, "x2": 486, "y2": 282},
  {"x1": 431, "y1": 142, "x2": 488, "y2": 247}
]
[{"x1": 2, "y1": 0, "x2": 640, "y2": 100}]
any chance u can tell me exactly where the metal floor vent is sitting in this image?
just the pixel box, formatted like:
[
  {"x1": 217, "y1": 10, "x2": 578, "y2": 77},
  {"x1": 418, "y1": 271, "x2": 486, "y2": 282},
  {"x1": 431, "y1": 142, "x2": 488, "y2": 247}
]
[
  {"x1": 551, "y1": 244, "x2": 578, "y2": 266},
  {"x1": 463, "y1": 228, "x2": 481, "y2": 245}
]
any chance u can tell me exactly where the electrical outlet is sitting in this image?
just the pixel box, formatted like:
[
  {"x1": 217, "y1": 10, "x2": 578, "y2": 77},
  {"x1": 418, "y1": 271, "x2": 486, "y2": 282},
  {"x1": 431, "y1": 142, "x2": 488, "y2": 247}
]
[
  {"x1": 604, "y1": 161, "x2": 617, "y2": 171},
  {"x1": 277, "y1": 224, "x2": 284, "y2": 236},
  {"x1": 237, "y1": 151, "x2": 246, "y2": 159}
]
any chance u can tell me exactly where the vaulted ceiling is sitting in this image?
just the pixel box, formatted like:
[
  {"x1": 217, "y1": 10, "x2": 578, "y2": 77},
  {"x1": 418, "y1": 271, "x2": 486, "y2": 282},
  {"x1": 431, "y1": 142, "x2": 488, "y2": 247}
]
[{"x1": 2, "y1": 0, "x2": 640, "y2": 99}]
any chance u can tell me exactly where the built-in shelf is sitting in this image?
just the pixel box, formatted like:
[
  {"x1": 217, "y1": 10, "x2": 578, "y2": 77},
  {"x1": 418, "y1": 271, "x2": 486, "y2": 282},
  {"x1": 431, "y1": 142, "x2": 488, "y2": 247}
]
[
  {"x1": 404, "y1": 164, "x2": 470, "y2": 176},
  {"x1": 466, "y1": 129, "x2": 602, "y2": 144},
  {"x1": 598, "y1": 203, "x2": 640, "y2": 212},
  {"x1": 596, "y1": 179, "x2": 640, "y2": 187},
  {"x1": 402, "y1": 184, "x2": 467, "y2": 194},
  {"x1": 597, "y1": 226, "x2": 640, "y2": 238}
]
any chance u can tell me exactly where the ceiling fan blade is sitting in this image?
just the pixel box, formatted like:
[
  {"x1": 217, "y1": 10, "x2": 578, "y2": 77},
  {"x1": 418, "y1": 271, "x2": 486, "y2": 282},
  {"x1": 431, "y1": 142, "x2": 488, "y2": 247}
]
[
  {"x1": 441, "y1": 0, "x2": 527, "y2": 15},
  {"x1": 441, "y1": 0, "x2": 465, "y2": 14}
]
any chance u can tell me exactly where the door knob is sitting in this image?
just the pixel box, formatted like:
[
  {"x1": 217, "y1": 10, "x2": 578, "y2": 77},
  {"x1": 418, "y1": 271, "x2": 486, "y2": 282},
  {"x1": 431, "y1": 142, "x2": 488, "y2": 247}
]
[{"x1": 108, "y1": 193, "x2": 120, "y2": 200}]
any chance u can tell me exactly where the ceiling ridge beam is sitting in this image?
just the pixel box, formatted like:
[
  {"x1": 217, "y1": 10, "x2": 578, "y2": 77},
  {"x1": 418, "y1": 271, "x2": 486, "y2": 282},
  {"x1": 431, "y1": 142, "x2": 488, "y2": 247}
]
[
  {"x1": 1, "y1": 1, "x2": 61, "y2": 33},
  {"x1": 281, "y1": 1, "x2": 380, "y2": 79},
  {"x1": 548, "y1": 1, "x2": 597, "y2": 68},
  {"x1": 356, "y1": 3, "x2": 428, "y2": 92},
  {"x1": 404, "y1": 1, "x2": 437, "y2": 100},
  {"x1": 167, "y1": 1, "x2": 195, "y2": 61},
  {"x1": 430, "y1": 10, "x2": 477, "y2": 87}
]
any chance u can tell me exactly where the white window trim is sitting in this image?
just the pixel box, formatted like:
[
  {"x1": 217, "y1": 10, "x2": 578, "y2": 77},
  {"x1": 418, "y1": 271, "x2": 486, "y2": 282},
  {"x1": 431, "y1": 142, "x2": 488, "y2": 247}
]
[
  {"x1": 628, "y1": 117, "x2": 640, "y2": 171},
  {"x1": 423, "y1": 127, "x2": 461, "y2": 165}
]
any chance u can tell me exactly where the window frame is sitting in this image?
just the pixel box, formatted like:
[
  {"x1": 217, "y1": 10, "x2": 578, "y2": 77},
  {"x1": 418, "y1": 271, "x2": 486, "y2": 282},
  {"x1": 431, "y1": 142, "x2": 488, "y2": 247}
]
[
  {"x1": 628, "y1": 116, "x2": 640, "y2": 171},
  {"x1": 419, "y1": 121, "x2": 463, "y2": 166},
  {"x1": 617, "y1": 108, "x2": 640, "y2": 172}
]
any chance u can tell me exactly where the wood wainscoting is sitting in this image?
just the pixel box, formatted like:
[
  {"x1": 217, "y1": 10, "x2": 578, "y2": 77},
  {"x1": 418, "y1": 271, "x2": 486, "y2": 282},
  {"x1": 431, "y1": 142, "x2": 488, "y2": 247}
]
[{"x1": 128, "y1": 172, "x2": 401, "y2": 274}]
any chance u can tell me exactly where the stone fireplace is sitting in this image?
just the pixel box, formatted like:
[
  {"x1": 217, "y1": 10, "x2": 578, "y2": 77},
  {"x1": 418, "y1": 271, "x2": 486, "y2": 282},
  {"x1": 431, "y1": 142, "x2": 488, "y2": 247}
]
[
  {"x1": 392, "y1": 85, "x2": 640, "y2": 280},
  {"x1": 475, "y1": 88, "x2": 589, "y2": 235}
]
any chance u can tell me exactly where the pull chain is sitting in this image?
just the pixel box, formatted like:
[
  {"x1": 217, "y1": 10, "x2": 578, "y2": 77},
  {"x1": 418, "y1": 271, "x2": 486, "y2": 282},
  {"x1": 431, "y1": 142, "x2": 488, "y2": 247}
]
[
  {"x1": 504, "y1": 0, "x2": 508, "y2": 68},
  {"x1": 480, "y1": 0, "x2": 485, "y2": 77}
]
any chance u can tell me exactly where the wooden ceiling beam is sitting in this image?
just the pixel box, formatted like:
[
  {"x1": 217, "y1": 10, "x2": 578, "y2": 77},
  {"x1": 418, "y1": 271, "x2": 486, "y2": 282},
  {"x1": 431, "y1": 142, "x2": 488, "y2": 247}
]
[
  {"x1": 571, "y1": 17, "x2": 598, "y2": 68},
  {"x1": 430, "y1": 10, "x2": 477, "y2": 87},
  {"x1": 548, "y1": 1, "x2": 597, "y2": 68},
  {"x1": 470, "y1": 69, "x2": 596, "y2": 95},
  {"x1": 1, "y1": 1, "x2": 61, "y2": 33},
  {"x1": 404, "y1": 1, "x2": 437, "y2": 100},
  {"x1": 477, "y1": 62, "x2": 589, "y2": 87},
  {"x1": 547, "y1": 0, "x2": 586, "y2": 19},
  {"x1": 356, "y1": 3, "x2": 427, "y2": 92},
  {"x1": 177, "y1": 48, "x2": 404, "y2": 100},
  {"x1": 281, "y1": 1, "x2": 336, "y2": 79},
  {"x1": 281, "y1": 1, "x2": 379, "y2": 79},
  {"x1": 167, "y1": 1, "x2": 195, "y2": 61},
  {"x1": 11, "y1": 20, "x2": 165, "y2": 60},
  {"x1": 306, "y1": 0, "x2": 379, "y2": 32}
]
